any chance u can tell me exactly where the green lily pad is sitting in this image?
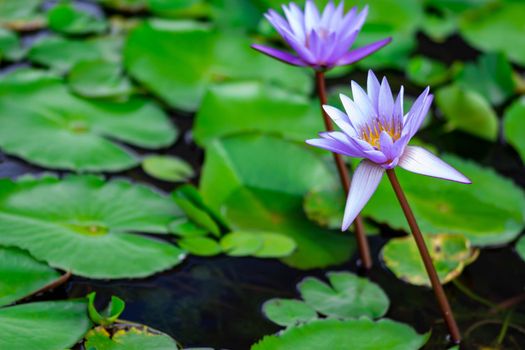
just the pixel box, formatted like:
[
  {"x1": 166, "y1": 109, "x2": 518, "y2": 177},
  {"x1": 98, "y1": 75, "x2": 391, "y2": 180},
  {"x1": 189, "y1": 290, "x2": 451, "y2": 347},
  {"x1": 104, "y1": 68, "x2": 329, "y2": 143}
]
[
  {"x1": 178, "y1": 236, "x2": 223, "y2": 256},
  {"x1": 124, "y1": 19, "x2": 311, "y2": 111},
  {"x1": 0, "y1": 28, "x2": 23, "y2": 61},
  {"x1": 97, "y1": 0, "x2": 147, "y2": 13},
  {"x1": 85, "y1": 326, "x2": 179, "y2": 350},
  {"x1": 0, "y1": 246, "x2": 61, "y2": 307},
  {"x1": 363, "y1": 154, "x2": 525, "y2": 247},
  {"x1": 262, "y1": 299, "x2": 318, "y2": 327},
  {"x1": 220, "y1": 231, "x2": 263, "y2": 256},
  {"x1": 0, "y1": 69, "x2": 176, "y2": 172},
  {"x1": 407, "y1": 56, "x2": 450, "y2": 86},
  {"x1": 459, "y1": 2, "x2": 525, "y2": 67},
  {"x1": 253, "y1": 232, "x2": 296, "y2": 258},
  {"x1": 516, "y1": 235, "x2": 525, "y2": 262},
  {"x1": 251, "y1": 318, "x2": 429, "y2": 350},
  {"x1": 169, "y1": 218, "x2": 209, "y2": 237},
  {"x1": 298, "y1": 271, "x2": 389, "y2": 319},
  {"x1": 68, "y1": 59, "x2": 133, "y2": 99},
  {"x1": 194, "y1": 82, "x2": 321, "y2": 146},
  {"x1": 0, "y1": 0, "x2": 45, "y2": 32},
  {"x1": 28, "y1": 35, "x2": 121, "y2": 73},
  {"x1": 420, "y1": 11, "x2": 457, "y2": 43},
  {"x1": 200, "y1": 134, "x2": 354, "y2": 269},
  {"x1": 381, "y1": 234, "x2": 479, "y2": 286},
  {"x1": 48, "y1": 3, "x2": 108, "y2": 35},
  {"x1": 436, "y1": 84, "x2": 498, "y2": 141},
  {"x1": 143, "y1": 155, "x2": 194, "y2": 182},
  {"x1": 503, "y1": 97, "x2": 525, "y2": 164},
  {"x1": 456, "y1": 53, "x2": 516, "y2": 106},
  {"x1": 0, "y1": 175, "x2": 185, "y2": 278},
  {"x1": 173, "y1": 185, "x2": 222, "y2": 236},
  {"x1": 0, "y1": 300, "x2": 92, "y2": 350},
  {"x1": 303, "y1": 185, "x2": 344, "y2": 230}
]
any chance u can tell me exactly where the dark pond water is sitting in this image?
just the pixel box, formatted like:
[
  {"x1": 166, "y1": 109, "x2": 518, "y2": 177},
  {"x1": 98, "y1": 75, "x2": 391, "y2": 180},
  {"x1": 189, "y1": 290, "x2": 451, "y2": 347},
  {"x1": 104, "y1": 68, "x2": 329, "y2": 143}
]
[{"x1": 3, "y1": 1, "x2": 525, "y2": 349}]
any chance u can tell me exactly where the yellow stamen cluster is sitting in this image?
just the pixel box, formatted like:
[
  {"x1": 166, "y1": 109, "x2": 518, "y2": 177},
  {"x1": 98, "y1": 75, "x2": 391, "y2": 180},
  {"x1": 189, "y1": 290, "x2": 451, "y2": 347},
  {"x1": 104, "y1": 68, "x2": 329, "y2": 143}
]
[{"x1": 360, "y1": 119, "x2": 401, "y2": 149}]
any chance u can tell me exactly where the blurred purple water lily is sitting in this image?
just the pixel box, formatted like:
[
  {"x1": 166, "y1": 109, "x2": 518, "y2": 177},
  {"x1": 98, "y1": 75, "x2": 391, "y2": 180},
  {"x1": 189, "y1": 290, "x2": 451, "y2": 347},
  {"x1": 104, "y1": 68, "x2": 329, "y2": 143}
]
[
  {"x1": 307, "y1": 71, "x2": 471, "y2": 230},
  {"x1": 252, "y1": 0, "x2": 391, "y2": 70}
]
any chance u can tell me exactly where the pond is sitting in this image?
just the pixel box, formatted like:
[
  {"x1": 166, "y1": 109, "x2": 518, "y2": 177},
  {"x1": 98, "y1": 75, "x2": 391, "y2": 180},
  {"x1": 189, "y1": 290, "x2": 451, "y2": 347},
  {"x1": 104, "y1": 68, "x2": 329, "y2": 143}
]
[{"x1": 0, "y1": 0, "x2": 525, "y2": 349}]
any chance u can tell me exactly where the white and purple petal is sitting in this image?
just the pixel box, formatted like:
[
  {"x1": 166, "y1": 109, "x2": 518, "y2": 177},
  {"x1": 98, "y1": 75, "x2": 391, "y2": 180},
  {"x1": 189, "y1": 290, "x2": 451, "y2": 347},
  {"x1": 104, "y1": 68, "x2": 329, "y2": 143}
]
[{"x1": 251, "y1": 44, "x2": 306, "y2": 66}]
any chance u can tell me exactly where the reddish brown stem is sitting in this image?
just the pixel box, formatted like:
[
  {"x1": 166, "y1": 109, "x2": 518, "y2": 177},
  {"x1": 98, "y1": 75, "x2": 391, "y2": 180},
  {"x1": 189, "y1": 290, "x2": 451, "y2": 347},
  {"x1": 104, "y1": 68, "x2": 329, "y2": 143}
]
[
  {"x1": 315, "y1": 70, "x2": 372, "y2": 270},
  {"x1": 386, "y1": 169, "x2": 461, "y2": 344}
]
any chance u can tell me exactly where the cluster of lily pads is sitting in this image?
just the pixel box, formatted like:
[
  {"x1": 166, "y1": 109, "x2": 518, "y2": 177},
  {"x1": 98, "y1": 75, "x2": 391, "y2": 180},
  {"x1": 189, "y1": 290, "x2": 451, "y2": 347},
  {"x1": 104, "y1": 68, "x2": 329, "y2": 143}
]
[{"x1": 1, "y1": 0, "x2": 525, "y2": 349}]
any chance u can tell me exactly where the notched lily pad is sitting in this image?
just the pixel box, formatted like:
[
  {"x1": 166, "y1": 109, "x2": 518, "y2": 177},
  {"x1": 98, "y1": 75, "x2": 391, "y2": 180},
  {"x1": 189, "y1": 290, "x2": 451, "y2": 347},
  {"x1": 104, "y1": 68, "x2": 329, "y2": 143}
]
[
  {"x1": 0, "y1": 246, "x2": 61, "y2": 307},
  {"x1": 0, "y1": 69, "x2": 177, "y2": 172},
  {"x1": 251, "y1": 318, "x2": 429, "y2": 350},
  {"x1": 298, "y1": 271, "x2": 389, "y2": 320},
  {"x1": 0, "y1": 300, "x2": 92, "y2": 350},
  {"x1": 262, "y1": 299, "x2": 318, "y2": 327},
  {"x1": 0, "y1": 174, "x2": 185, "y2": 278},
  {"x1": 381, "y1": 233, "x2": 479, "y2": 286}
]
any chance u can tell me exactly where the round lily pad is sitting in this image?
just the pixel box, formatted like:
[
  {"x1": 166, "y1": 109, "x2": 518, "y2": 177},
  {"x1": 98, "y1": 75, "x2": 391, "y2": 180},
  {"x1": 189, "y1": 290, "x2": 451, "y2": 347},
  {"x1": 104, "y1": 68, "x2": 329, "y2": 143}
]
[
  {"x1": 220, "y1": 231, "x2": 263, "y2": 257},
  {"x1": 262, "y1": 299, "x2": 318, "y2": 327},
  {"x1": 0, "y1": 246, "x2": 61, "y2": 307},
  {"x1": 124, "y1": 19, "x2": 311, "y2": 111},
  {"x1": 143, "y1": 155, "x2": 194, "y2": 182},
  {"x1": 436, "y1": 84, "x2": 498, "y2": 141},
  {"x1": 407, "y1": 56, "x2": 450, "y2": 86},
  {"x1": 251, "y1": 318, "x2": 429, "y2": 350},
  {"x1": 48, "y1": 3, "x2": 108, "y2": 35},
  {"x1": 381, "y1": 233, "x2": 479, "y2": 286},
  {"x1": 194, "y1": 82, "x2": 321, "y2": 146},
  {"x1": 0, "y1": 300, "x2": 92, "y2": 350},
  {"x1": 85, "y1": 325, "x2": 179, "y2": 350},
  {"x1": 0, "y1": 175, "x2": 185, "y2": 278},
  {"x1": 68, "y1": 59, "x2": 133, "y2": 99},
  {"x1": 254, "y1": 232, "x2": 296, "y2": 258},
  {"x1": 0, "y1": 69, "x2": 177, "y2": 172},
  {"x1": 503, "y1": 97, "x2": 525, "y2": 164},
  {"x1": 297, "y1": 271, "x2": 389, "y2": 319},
  {"x1": 178, "y1": 237, "x2": 222, "y2": 257},
  {"x1": 199, "y1": 134, "x2": 354, "y2": 269}
]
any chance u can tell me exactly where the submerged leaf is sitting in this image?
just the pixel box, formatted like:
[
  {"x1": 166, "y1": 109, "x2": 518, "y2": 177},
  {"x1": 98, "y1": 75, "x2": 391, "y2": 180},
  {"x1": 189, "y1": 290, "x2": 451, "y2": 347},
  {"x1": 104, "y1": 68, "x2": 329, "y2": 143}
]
[
  {"x1": 0, "y1": 175, "x2": 185, "y2": 278},
  {"x1": 381, "y1": 234, "x2": 479, "y2": 286},
  {"x1": 251, "y1": 318, "x2": 429, "y2": 350},
  {"x1": 0, "y1": 300, "x2": 92, "y2": 350},
  {"x1": 0, "y1": 246, "x2": 61, "y2": 307}
]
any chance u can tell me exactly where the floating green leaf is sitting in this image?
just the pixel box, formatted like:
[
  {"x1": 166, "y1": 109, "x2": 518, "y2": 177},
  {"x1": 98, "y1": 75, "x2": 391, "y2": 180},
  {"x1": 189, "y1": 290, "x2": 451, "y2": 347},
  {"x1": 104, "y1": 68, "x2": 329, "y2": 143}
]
[
  {"x1": 516, "y1": 235, "x2": 525, "y2": 263},
  {"x1": 219, "y1": 231, "x2": 296, "y2": 258},
  {"x1": 420, "y1": 11, "x2": 457, "y2": 43},
  {"x1": 459, "y1": 2, "x2": 525, "y2": 67},
  {"x1": 124, "y1": 19, "x2": 311, "y2": 111},
  {"x1": 178, "y1": 236, "x2": 223, "y2": 256},
  {"x1": 303, "y1": 185, "x2": 345, "y2": 230},
  {"x1": 363, "y1": 154, "x2": 525, "y2": 247},
  {"x1": 0, "y1": 69, "x2": 176, "y2": 172},
  {"x1": 456, "y1": 53, "x2": 516, "y2": 106},
  {"x1": 200, "y1": 134, "x2": 354, "y2": 269},
  {"x1": 68, "y1": 59, "x2": 133, "y2": 99},
  {"x1": 436, "y1": 84, "x2": 498, "y2": 141},
  {"x1": 48, "y1": 3, "x2": 108, "y2": 35},
  {"x1": 194, "y1": 82, "x2": 321, "y2": 146},
  {"x1": 28, "y1": 35, "x2": 121, "y2": 72},
  {"x1": 85, "y1": 326, "x2": 179, "y2": 350},
  {"x1": 143, "y1": 155, "x2": 194, "y2": 182},
  {"x1": 407, "y1": 56, "x2": 450, "y2": 86},
  {"x1": 262, "y1": 299, "x2": 318, "y2": 327},
  {"x1": 298, "y1": 271, "x2": 389, "y2": 319},
  {"x1": 88, "y1": 292, "x2": 126, "y2": 326},
  {"x1": 0, "y1": 246, "x2": 61, "y2": 307},
  {"x1": 220, "y1": 231, "x2": 263, "y2": 256},
  {"x1": 0, "y1": 0, "x2": 45, "y2": 32},
  {"x1": 0, "y1": 175, "x2": 185, "y2": 278},
  {"x1": 503, "y1": 97, "x2": 525, "y2": 164},
  {"x1": 0, "y1": 300, "x2": 92, "y2": 350},
  {"x1": 97, "y1": 0, "x2": 147, "y2": 13},
  {"x1": 173, "y1": 185, "x2": 222, "y2": 236},
  {"x1": 169, "y1": 218, "x2": 209, "y2": 237},
  {"x1": 382, "y1": 234, "x2": 479, "y2": 286},
  {"x1": 0, "y1": 28, "x2": 23, "y2": 61},
  {"x1": 251, "y1": 318, "x2": 429, "y2": 350}
]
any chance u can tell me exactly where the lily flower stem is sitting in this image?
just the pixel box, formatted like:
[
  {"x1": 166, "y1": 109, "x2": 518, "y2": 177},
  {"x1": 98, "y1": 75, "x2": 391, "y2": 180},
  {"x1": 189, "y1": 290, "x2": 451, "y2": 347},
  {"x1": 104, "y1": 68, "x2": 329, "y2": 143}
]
[
  {"x1": 386, "y1": 168, "x2": 461, "y2": 344},
  {"x1": 315, "y1": 70, "x2": 372, "y2": 270}
]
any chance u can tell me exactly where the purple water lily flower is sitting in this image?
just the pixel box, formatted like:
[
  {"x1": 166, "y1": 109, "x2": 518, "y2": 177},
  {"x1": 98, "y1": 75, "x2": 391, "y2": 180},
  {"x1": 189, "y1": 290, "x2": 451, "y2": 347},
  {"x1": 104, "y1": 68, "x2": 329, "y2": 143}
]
[
  {"x1": 252, "y1": 0, "x2": 391, "y2": 70},
  {"x1": 306, "y1": 71, "x2": 471, "y2": 231}
]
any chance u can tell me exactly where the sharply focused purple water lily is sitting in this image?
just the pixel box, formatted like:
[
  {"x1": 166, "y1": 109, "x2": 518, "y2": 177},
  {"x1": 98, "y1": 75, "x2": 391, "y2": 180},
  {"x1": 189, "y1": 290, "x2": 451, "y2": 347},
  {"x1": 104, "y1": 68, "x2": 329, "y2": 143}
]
[
  {"x1": 307, "y1": 71, "x2": 471, "y2": 231},
  {"x1": 252, "y1": 0, "x2": 391, "y2": 70}
]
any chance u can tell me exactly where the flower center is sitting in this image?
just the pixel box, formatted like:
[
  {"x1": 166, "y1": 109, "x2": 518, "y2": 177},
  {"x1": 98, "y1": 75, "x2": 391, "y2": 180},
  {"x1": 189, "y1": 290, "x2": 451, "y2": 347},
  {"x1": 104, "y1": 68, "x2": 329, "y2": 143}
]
[{"x1": 360, "y1": 118, "x2": 401, "y2": 149}]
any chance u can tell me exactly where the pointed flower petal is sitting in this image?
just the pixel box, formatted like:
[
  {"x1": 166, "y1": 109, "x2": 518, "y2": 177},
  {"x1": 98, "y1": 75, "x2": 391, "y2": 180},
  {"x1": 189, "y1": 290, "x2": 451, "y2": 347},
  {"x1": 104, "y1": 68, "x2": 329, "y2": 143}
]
[
  {"x1": 251, "y1": 44, "x2": 306, "y2": 66},
  {"x1": 398, "y1": 146, "x2": 471, "y2": 184},
  {"x1": 342, "y1": 160, "x2": 385, "y2": 230},
  {"x1": 337, "y1": 37, "x2": 392, "y2": 66}
]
